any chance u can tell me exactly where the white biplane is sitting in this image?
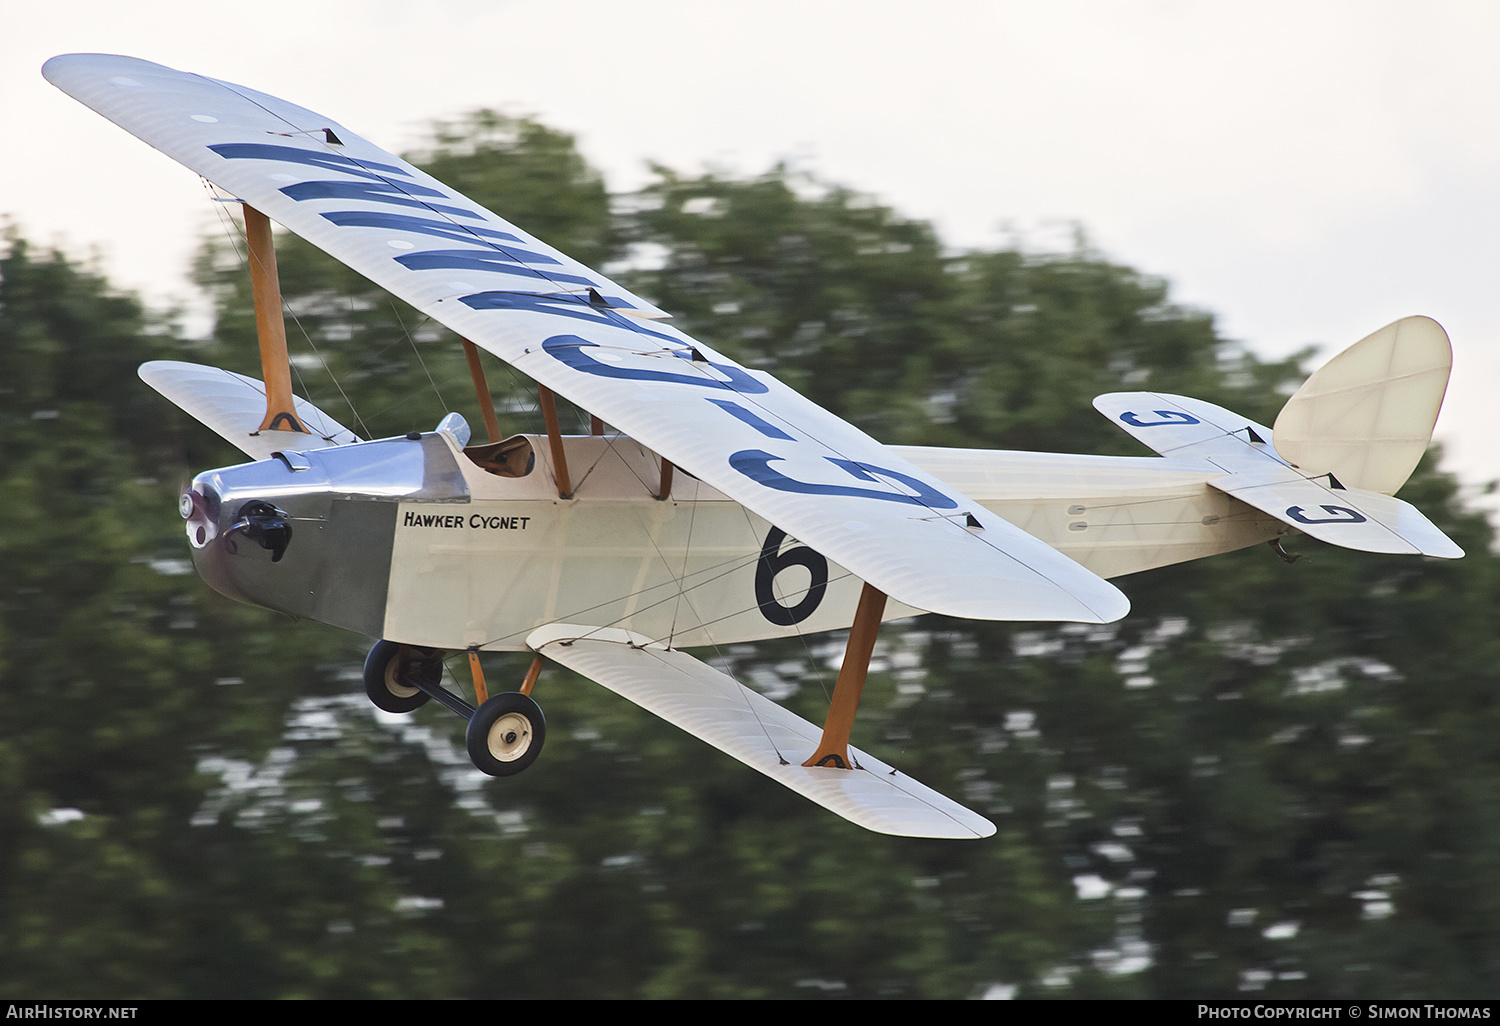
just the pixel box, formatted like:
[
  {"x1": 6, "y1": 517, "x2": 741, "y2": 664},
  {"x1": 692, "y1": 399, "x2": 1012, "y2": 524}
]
[{"x1": 45, "y1": 54, "x2": 1463, "y2": 839}]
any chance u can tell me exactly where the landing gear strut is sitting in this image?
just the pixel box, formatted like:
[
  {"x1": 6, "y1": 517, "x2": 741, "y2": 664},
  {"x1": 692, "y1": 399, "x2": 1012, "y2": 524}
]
[{"x1": 361, "y1": 640, "x2": 548, "y2": 776}]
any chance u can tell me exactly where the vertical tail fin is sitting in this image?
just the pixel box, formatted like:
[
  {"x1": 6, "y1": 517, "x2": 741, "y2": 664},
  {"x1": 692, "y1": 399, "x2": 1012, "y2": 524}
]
[{"x1": 1271, "y1": 316, "x2": 1451, "y2": 495}]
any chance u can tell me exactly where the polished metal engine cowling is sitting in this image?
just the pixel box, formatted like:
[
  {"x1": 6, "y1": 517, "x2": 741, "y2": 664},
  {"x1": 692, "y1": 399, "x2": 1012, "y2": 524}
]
[{"x1": 182, "y1": 432, "x2": 469, "y2": 636}]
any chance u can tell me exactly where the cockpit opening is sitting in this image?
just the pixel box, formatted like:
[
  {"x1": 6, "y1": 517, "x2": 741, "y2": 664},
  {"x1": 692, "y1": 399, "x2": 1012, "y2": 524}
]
[{"x1": 463, "y1": 435, "x2": 536, "y2": 478}]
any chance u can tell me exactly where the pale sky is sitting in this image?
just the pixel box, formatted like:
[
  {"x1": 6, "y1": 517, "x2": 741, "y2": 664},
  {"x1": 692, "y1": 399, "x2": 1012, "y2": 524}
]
[{"x1": 7, "y1": 0, "x2": 1500, "y2": 509}]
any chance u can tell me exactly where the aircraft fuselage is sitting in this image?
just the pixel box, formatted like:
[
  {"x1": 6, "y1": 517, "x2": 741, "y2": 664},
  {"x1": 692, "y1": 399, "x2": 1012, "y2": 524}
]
[{"x1": 184, "y1": 423, "x2": 1281, "y2": 650}]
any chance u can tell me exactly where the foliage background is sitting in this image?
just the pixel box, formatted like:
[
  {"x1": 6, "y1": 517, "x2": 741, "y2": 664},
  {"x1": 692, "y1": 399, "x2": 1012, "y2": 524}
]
[{"x1": 1, "y1": 113, "x2": 1495, "y2": 998}]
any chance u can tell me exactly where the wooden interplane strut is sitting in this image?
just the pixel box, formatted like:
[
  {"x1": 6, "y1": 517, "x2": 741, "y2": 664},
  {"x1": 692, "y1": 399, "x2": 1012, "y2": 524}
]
[
  {"x1": 242, "y1": 205, "x2": 308, "y2": 434},
  {"x1": 803, "y1": 582, "x2": 888, "y2": 769}
]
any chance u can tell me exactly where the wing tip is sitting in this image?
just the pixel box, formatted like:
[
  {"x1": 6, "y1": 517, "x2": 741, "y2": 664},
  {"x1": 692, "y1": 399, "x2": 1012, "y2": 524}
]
[{"x1": 43, "y1": 53, "x2": 133, "y2": 83}]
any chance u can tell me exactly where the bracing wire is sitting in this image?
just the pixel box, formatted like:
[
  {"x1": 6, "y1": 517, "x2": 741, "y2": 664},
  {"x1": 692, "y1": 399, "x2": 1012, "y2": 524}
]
[{"x1": 386, "y1": 299, "x2": 448, "y2": 415}]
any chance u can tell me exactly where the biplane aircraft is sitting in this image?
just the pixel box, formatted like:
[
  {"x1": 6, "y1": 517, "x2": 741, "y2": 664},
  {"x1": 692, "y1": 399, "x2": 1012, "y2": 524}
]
[{"x1": 44, "y1": 54, "x2": 1463, "y2": 839}]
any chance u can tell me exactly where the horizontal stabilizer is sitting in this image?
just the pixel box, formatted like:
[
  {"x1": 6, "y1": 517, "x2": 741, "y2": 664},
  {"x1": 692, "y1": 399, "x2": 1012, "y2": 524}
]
[
  {"x1": 1095, "y1": 391, "x2": 1461, "y2": 558},
  {"x1": 1212, "y1": 469, "x2": 1462, "y2": 558},
  {"x1": 1093, "y1": 391, "x2": 1279, "y2": 471},
  {"x1": 140, "y1": 361, "x2": 359, "y2": 461},
  {"x1": 528, "y1": 624, "x2": 996, "y2": 839}
]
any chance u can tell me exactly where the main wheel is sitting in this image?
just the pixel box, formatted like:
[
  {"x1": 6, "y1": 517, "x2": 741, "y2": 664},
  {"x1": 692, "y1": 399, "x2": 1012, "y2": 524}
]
[
  {"x1": 363, "y1": 640, "x2": 440, "y2": 714},
  {"x1": 466, "y1": 692, "x2": 546, "y2": 776}
]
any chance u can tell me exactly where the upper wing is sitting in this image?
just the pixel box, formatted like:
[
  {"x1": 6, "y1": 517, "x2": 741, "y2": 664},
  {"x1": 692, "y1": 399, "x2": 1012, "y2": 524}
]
[{"x1": 47, "y1": 53, "x2": 1129, "y2": 624}]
